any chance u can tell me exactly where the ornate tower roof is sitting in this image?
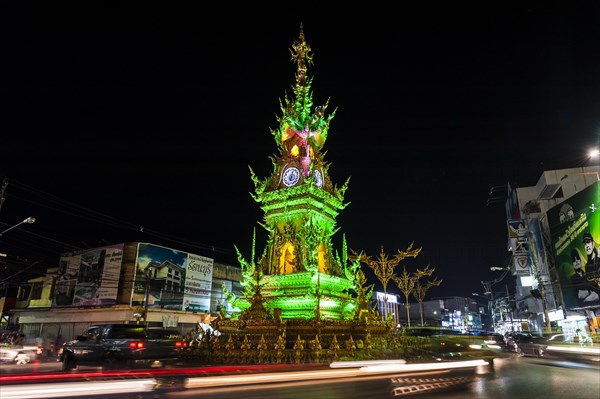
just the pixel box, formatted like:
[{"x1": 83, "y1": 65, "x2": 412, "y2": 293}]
[
  {"x1": 250, "y1": 24, "x2": 349, "y2": 213},
  {"x1": 273, "y1": 24, "x2": 335, "y2": 176}
]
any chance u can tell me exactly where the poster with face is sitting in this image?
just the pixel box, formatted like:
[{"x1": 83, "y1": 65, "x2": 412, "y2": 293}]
[{"x1": 548, "y1": 181, "x2": 600, "y2": 309}]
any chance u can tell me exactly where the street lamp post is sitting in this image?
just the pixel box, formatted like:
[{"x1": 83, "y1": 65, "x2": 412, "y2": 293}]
[{"x1": 0, "y1": 216, "x2": 36, "y2": 236}]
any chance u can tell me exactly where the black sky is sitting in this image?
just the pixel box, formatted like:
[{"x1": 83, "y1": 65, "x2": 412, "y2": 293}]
[{"x1": 2, "y1": 5, "x2": 600, "y2": 299}]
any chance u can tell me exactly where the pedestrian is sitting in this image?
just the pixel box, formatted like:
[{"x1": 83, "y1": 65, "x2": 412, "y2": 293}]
[{"x1": 576, "y1": 328, "x2": 592, "y2": 347}]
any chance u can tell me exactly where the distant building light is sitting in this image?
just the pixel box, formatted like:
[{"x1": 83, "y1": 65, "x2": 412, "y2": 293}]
[
  {"x1": 520, "y1": 275, "x2": 534, "y2": 286},
  {"x1": 376, "y1": 292, "x2": 398, "y2": 303}
]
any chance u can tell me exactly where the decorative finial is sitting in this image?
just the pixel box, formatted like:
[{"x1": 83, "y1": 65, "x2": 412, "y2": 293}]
[{"x1": 290, "y1": 23, "x2": 313, "y2": 84}]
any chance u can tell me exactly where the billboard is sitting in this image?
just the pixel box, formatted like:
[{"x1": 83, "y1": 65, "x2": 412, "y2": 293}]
[
  {"x1": 508, "y1": 219, "x2": 530, "y2": 276},
  {"x1": 183, "y1": 253, "x2": 213, "y2": 312},
  {"x1": 133, "y1": 243, "x2": 213, "y2": 312},
  {"x1": 53, "y1": 244, "x2": 124, "y2": 307},
  {"x1": 548, "y1": 181, "x2": 600, "y2": 310}
]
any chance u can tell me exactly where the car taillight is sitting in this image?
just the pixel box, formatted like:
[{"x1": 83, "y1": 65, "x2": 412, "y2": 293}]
[
  {"x1": 129, "y1": 341, "x2": 144, "y2": 349},
  {"x1": 175, "y1": 341, "x2": 187, "y2": 348}
]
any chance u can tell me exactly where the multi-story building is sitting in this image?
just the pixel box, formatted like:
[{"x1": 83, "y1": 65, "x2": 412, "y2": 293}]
[
  {"x1": 374, "y1": 292, "x2": 488, "y2": 332},
  {"x1": 503, "y1": 166, "x2": 599, "y2": 335},
  {"x1": 7, "y1": 241, "x2": 242, "y2": 345}
]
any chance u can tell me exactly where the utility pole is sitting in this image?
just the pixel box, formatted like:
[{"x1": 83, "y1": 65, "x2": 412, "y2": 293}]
[
  {"x1": 142, "y1": 267, "x2": 151, "y2": 327},
  {"x1": 529, "y1": 232, "x2": 552, "y2": 333},
  {"x1": 506, "y1": 284, "x2": 515, "y2": 332},
  {"x1": 481, "y1": 280, "x2": 495, "y2": 330}
]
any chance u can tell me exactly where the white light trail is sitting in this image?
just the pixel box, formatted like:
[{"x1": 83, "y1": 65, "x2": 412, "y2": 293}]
[
  {"x1": 185, "y1": 359, "x2": 490, "y2": 389},
  {"x1": 359, "y1": 359, "x2": 489, "y2": 373},
  {"x1": 546, "y1": 345, "x2": 600, "y2": 356},
  {"x1": 0, "y1": 379, "x2": 157, "y2": 399}
]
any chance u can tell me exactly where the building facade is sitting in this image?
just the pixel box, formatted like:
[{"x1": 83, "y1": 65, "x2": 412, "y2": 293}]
[
  {"x1": 373, "y1": 292, "x2": 489, "y2": 333},
  {"x1": 504, "y1": 166, "x2": 600, "y2": 336},
  {"x1": 6, "y1": 242, "x2": 242, "y2": 345}
]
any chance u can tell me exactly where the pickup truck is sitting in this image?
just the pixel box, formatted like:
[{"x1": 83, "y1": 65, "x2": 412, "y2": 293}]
[{"x1": 59, "y1": 324, "x2": 185, "y2": 371}]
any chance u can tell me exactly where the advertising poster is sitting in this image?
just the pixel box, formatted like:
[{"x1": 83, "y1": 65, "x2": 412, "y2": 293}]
[
  {"x1": 133, "y1": 243, "x2": 187, "y2": 310},
  {"x1": 548, "y1": 181, "x2": 600, "y2": 309},
  {"x1": 53, "y1": 244, "x2": 124, "y2": 307},
  {"x1": 507, "y1": 219, "x2": 526, "y2": 239},
  {"x1": 183, "y1": 253, "x2": 213, "y2": 312},
  {"x1": 509, "y1": 219, "x2": 530, "y2": 276},
  {"x1": 529, "y1": 219, "x2": 550, "y2": 276}
]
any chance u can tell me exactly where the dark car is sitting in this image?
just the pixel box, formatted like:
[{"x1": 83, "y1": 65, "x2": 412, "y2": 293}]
[
  {"x1": 505, "y1": 333, "x2": 547, "y2": 357},
  {"x1": 402, "y1": 327, "x2": 461, "y2": 337},
  {"x1": 402, "y1": 327, "x2": 492, "y2": 358},
  {"x1": 60, "y1": 324, "x2": 185, "y2": 371}
]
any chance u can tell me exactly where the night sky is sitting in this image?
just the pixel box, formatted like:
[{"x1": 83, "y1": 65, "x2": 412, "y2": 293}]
[{"x1": 2, "y1": 5, "x2": 600, "y2": 300}]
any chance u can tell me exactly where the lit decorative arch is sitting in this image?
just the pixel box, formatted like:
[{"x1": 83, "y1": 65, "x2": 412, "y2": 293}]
[
  {"x1": 317, "y1": 243, "x2": 326, "y2": 273},
  {"x1": 279, "y1": 242, "x2": 296, "y2": 274}
]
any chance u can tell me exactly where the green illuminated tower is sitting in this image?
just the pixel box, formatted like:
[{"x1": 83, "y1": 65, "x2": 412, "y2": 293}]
[{"x1": 236, "y1": 25, "x2": 358, "y2": 320}]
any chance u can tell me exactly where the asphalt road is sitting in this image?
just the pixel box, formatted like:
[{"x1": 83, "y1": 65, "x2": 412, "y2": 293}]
[{"x1": 2, "y1": 350, "x2": 599, "y2": 399}]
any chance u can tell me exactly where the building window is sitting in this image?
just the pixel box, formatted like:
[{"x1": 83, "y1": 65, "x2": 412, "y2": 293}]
[
  {"x1": 18, "y1": 285, "x2": 32, "y2": 301},
  {"x1": 30, "y1": 282, "x2": 43, "y2": 300}
]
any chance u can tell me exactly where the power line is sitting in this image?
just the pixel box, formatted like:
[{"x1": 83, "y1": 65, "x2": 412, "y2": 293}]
[
  {"x1": 0, "y1": 178, "x2": 248, "y2": 291},
  {"x1": 3, "y1": 177, "x2": 241, "y2": 258}
]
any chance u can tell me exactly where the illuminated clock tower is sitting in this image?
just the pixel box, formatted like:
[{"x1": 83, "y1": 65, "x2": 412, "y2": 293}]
[{"x1": 238, "y1": 26, "x2": 358, "y2": 320}]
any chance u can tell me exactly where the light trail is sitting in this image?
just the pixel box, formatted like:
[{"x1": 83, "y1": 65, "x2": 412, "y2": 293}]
[
  {"x1": 0, "y1": 378, "x2": 157, "y2": 399},
  {"x1": 184, "y1": 359, "x2": 490, "y2": 388}
]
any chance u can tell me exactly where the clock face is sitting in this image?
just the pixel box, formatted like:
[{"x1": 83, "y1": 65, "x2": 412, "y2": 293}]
[
  {"x1": 282, "y1": 166, "x2": 300, "y2": 187},
  {"x1": 314, "y1": 170, "x2": 323, "y2": 188}
]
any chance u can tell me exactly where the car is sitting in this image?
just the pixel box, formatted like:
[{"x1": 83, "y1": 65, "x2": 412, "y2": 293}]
[
  {"x1": 59, "y1": 324, "x2": 186, "y2": 371},
  {"x1": 0, "y1": 344, "x2": 43, "y2": 365},
  {"x1": 505, "y1": 333, "x2": 549, "y2": 357},
  {"x1": 402, "y1": 327, "x2": 462, "y2": 337},
  {"x1": 401, "y1": 327, "x2": 492, "y2": 358}
]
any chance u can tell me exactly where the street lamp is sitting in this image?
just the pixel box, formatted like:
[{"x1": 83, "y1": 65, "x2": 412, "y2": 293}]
[{"x1": 0, "y1": 216, "x2": 36, "y2": 236}]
